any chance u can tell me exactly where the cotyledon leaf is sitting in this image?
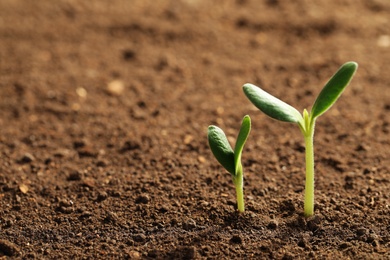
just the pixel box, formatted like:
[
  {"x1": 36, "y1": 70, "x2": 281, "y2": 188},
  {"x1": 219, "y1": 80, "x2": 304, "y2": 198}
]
[
  {"x1": 310, "y1": 61, "x2": 358, "y2": 120},
  {"x1": 234, "y1": 115, "x2": 251, "y2": 174},
  {"x1": 208, "y1": 125, "x2": 235, "y2": 175},
  {"x1": 243, "y1": 83, "x2": 303, "y2": 124}
]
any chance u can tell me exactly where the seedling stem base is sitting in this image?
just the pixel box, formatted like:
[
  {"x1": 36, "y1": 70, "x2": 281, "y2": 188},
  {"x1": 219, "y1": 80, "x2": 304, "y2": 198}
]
[
  {"x1": 302, "y1": 110, "x2": 315, "y2": 217},
  {"x1": 303, "y1": 126, "x2": 315, "y2": 217},
  {"x1": 233, "y1": 165, "x2": 245, "y2": 213}
]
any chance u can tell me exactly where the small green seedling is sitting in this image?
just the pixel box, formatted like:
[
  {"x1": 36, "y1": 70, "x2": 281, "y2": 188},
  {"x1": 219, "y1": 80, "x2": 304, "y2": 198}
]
[
  {"x1": 208, "y1": 115, "x2": 251, "y2": 212},
  {"x1": 243, "y1": 62, "x2": 358, "y2": 217}
]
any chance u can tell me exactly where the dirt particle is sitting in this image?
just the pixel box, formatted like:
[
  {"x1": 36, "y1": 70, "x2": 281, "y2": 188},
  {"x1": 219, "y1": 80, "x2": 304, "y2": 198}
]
[
  {"x1": 306, "y1": 216, "x2": 321, "y2": 231},
  {"x1": 267, "y1": 220, "x2": 278, "y2": 229},
  {"x1": 230, "y1": 234, "x2": 243, "y2": 244},
  {"x1": 122, "y1": 49, "x2": 136, "y2": 61},
  {"x1": 214, "y1": 106, "x2": 224, "y2": 116},
  {"x1": 128, "y1": 250, "x2": 141, "y2": 258},
  {"x1": 67, "y1": 171, "x2": 83, "y2": 181},
  {"x1": 170, "y1": 172, "x2": 183, "y2": 180},
  {"x1": 110, "y1": 190, "x2": 121, "y2": 197},
  {"x1": 344, "y1": 173, "x2": 355, "y2": 190},
  {"x1": 147, "y1": 249, "x2": 160, "y2": 258},
  {"x1": 280, "y1": 199, "x2": 296, "y2": 216},
  {"x1": 96, "y1": 160, "x2": 108, "y2": 167},
  {"x1": 3, "y1": 219, "x2": 14, "y2": 228},
  {"x1": 282, "y1": 252, "x2": 294, "y2": 260},
  {"x1": 355, "y1": 143, "x2": 370, "y2": 152},
  {"x1": 0, "y1": 239, "x2": 21, "y2": 257},
  {"x1": 77, "y1": 146, "x2": 98, "y2": 158},
  {"x1": 169, "y1": 246, "x2": 198, "y2": 259},
  {"x1": 18, "y1": 153, "x2": 35, "y2": 164},
  {"x1": 73, "y1": 140, "x2": 86, "y2": 149},
  {"x1": 183, "y1": 218, "x2": 197, "y2": 230},
  {"x1": 133, "y1": 234, "x2": 146, "y2": 243},
  {"x1": 135, "y1": 194, "x2": 150, "y2": 204},
  {"x1": 107, "y1": 80, "x2": 125, "y2": 96},
  {"x1": 58, "y1": 199, "x2": 73, "y2": 207},
  {"x1": 366, "y1": 231, "x2": 378, "y2": 243},
  {"x1": 19, "y1": 184, "x2": 29, "y2": 194},
  {"x1": 104, "y1": 211, "x2": 118, "y2": 223},
  {"x1": 53, "y1": 148, "x2": 72, "y2": 158},
  {"x1": 76, "y1": 87, "x2": 87, "y2": 98},
  {"x1": 198, "y1": 156, "x2": 206, "y2": 163},
  {"x1": 57, "y1": 206, "x2": 73, "y2": 214},
  {"x1": 183, "y1": 134, "x2": 194, "y2": 144},
  {"x1": 266, "y1": 0, "x2": 279, "y2": 6},
  {"x1": 119, "y1": 140, "x2": 141, "y2": 153},
  {"x1": 15, "y1": 194, "x2": 21, "y2": 203},
  {"x1": 97, "y1": 191, "x2": 108, "y2": 201},
  {"x1": 82, "y1": 178, "x2": 96, "y2": 188},
  {"x1": 377, "y1": 35, "x2": 390, "y2": 47},
  {"x1": 131, "y1": 107, "x2": 147, "y2": 120},
  {"x1": 159, "y1": 206, "x2": 169, "y2": 213},
  {"x1": 78, "y1": 211, "x2": 93, "y2": 220},
  {"x1": 339, "y1": 242, "x2": 352, "y2": 249},
  {"x1": 297, "y1": 238, "x2": 307, "y2": 248},
  {"x1": 356, "y1": 228, "x2": 368, "y2": 237}
]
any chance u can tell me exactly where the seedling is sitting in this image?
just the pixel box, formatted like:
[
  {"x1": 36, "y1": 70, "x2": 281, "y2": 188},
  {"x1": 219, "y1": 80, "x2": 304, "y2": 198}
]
[
  {"x1": 208, "y1": 115, "x2": 251, "y2": 212},
  {"x1": 243, "y1": 62, "x2": 358, "y2": 217}
]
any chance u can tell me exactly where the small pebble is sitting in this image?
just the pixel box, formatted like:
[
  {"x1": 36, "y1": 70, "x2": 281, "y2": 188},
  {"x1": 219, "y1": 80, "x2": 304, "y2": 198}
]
[
  {"x1": 19, "y1": 184, "x2": 29, "y2": 194},
  {"x1": 183, "y1": 134, "x2": 194, "y2": 144},
  {"x1": 107, "y1": 80, "x2": 125, "y2": 96},
  {"x1": 377, "y1": 35, "x2": 390, "y2": 47},
  {"x1": 76, "y1": 87, "x2": 87, "y2": 98},
  {"x1": 128, "y1": 251, "x2": 140, "y2": 258},
  {"x1": 198, "y1": 156, "x2": 206, "y2": 163}
]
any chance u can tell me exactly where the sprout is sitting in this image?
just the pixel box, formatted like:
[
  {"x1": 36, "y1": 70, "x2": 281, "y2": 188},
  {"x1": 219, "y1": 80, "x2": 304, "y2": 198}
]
[
  {"x1": 243, "y1": 62, "x2": 358, "y2": 217},
  {"x1": 208, "y1": 115, "x2": 251, "y2": 212}
]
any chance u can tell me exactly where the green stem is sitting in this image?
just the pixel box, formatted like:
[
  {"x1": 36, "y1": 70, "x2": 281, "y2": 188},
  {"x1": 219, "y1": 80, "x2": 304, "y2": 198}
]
[
  {"x1": 303, "y1": 121, "x2": 315, "y2": 217},
  {"x1": 234, "y1": 164, "x2": 245, "y2": 213}
]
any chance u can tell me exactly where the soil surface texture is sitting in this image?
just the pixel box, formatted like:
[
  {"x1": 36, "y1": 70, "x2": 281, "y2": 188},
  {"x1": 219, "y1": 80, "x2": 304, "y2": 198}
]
[{"x1": 0, "y1": 0, "x2": 389, "y2": 259}]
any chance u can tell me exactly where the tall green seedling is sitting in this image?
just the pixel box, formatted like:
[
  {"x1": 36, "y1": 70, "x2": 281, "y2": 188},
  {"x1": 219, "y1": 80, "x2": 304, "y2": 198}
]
[
  {"x1": 243, "y1": 62, "x2": 358, "y2": 217},
  {"x1": 208, "y1": 115, "x2": 251, "y2": 212}
]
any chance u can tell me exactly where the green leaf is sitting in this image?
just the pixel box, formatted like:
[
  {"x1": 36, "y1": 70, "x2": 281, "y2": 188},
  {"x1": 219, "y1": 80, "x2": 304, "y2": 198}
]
[
  {"x1": 208, "y1": 125, "x2": 235, "y2": 175},
  {"x1": 234, "y1": 115, "x2": 251, "y2": 174},
  {"x1": 243, "y1": 83, "x2": 303, "y2": 124},
  {"x1": 310, "y1": 61, "x2": 358, "y2": 120}
]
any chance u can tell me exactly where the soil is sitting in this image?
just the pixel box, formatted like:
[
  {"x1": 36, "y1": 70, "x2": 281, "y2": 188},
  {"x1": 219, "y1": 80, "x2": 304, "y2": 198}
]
[{"x1": 0, "y1": 0, "x2": 389, "y2": 259}]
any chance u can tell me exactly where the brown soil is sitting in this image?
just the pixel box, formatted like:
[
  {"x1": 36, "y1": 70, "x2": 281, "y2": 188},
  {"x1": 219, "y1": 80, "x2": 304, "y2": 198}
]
[{"x1": 0, "y1": 0, "x2": 389, "y2": 259}]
